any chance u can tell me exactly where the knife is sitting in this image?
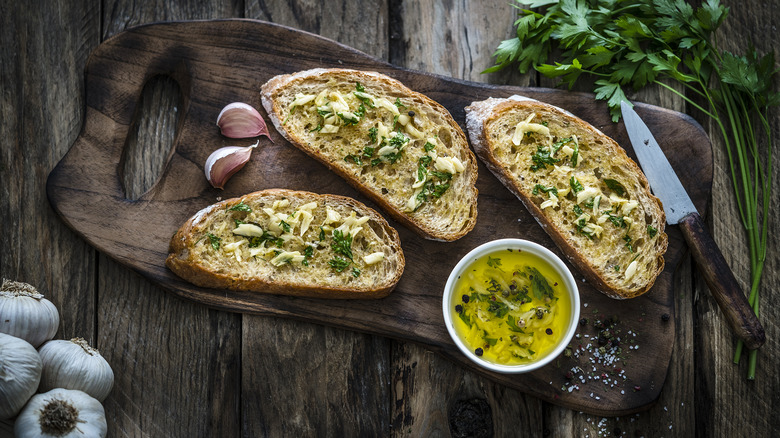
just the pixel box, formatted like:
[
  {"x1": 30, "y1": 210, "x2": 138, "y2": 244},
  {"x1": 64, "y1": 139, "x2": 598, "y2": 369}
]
[{"x1": 620, "y1": 100, "x2": 765, "y2": 350}]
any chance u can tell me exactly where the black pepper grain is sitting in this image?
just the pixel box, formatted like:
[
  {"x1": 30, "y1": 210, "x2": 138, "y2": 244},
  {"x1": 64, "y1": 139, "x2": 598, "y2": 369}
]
[
  {"x1": 462, "y1": 294, "x2": 470, "y2": 303},
  {"x1": 662, "y1": 313, "x2": 670, "y2": 322},
  {"x1": 546, "y1": 328, "x2": 553, "y2": 335},
  {"x1": 408, "y1": 110, "x2": 415, "y2": 117},
  {"x1": 475, "y1": 348, "x2": 484, "y2": 356},
  {"x1": 455, "y1": 305, "x2": 463, "y2": 313},
  {"x1": 580, "y1": 318, "x2": 588, "y2": 326}
]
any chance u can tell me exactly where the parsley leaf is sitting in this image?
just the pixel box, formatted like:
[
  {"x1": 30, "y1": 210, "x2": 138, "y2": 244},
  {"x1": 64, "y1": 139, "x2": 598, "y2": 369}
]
[
  {"x1": 206, "y1": 233, "x2": 221, "y2": 251},
  {"x1": 329, "y1": 257, "x2": 351, "y2": 272},
  {"x1": 228, "y1": 201, "x2": 252, "y2": 212},
  {"x1": 331, "y1": 229, "x2": 354, "y2": 261},
  {"x1": 603, "y1": 178, "x2": 626, "y2": 196},
  {"x1": 487, "y1": 256, "x2": 502, "y2": 269},
  {"x1": 569, "y1": 176, "x2": 584, "y2": 194}
]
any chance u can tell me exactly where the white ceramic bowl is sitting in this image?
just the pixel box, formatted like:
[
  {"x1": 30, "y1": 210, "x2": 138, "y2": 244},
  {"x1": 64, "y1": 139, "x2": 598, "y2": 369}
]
[{"x1": 442, "y1": 238, "x2": 580, "y2": 374}]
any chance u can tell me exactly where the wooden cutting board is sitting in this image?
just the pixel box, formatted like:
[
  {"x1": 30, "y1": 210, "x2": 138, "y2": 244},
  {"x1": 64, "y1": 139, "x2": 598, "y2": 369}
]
[{"x1": 46, "y1": 19, "x2": 712, "y2": 416}]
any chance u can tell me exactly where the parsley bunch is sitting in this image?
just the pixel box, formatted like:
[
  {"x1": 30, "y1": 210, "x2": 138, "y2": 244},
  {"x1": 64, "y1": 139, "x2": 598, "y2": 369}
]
[{"x1": 486, "y1": 0, "x2": 778, "y2": 379}]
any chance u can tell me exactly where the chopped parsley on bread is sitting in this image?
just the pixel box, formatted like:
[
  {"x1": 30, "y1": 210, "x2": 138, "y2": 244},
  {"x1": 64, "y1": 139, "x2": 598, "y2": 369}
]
[
  {"x1": 466, "y1": 96, "x2": 667, "y2": 299},
  {"x1": 261, "y1": 68, "x2": 478, "y2": 241},
  {"x1": 166, "y1": 189, "x2": 404, "y2": 299}
]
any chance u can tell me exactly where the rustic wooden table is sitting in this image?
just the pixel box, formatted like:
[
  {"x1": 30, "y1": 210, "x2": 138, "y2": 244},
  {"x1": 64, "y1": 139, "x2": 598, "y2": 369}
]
[{"x1": 2, "y1": 1, "x2": 778, "y2": 437}]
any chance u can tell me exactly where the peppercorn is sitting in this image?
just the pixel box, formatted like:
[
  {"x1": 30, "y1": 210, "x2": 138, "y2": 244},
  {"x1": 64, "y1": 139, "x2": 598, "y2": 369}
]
[
  {"x1": 408, "y1": 110, "x2": 415, "y2": 117},
  {"x1": 475, "y1": 348, "x2": 484, "y2": 356},
  {"x1": 455, "y1": 304, "x2": 463, "y2": 313},
  {"x1": 579, "y1": 318, "x2": 588, "y2": 326},
  {"x1": 462, "y1": 294, "x2": 470, "y2": 303},
  {"x1": 662, "y1": 313, "x2": 670, "y2": 322},
  {"x1": 546, "y1": 328, "x2": 553, "y2": 335}
]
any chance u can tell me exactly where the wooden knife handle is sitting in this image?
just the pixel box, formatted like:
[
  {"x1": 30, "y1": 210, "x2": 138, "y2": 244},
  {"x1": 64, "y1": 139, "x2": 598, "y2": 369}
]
[{"x1": 679, "y1": 212, "x2": 765, "y2": 350}]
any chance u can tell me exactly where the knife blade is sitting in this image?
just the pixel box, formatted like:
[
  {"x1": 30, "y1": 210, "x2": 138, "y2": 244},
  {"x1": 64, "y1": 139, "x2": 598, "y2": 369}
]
[{"x1": 621, "y1": 100, "x2": 765, "y2": 350}]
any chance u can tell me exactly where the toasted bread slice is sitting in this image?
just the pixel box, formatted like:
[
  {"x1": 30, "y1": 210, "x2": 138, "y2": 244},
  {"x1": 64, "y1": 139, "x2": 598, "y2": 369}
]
[
  {"x1": 261, "y1": 68, "x2": 478, "y2": 241},
  {"x1": 166, "y1": 189, "x2": 404, "y2": 299},
  {"x1": 465, "y1": 96, "x2": 667, "y2": 299}
]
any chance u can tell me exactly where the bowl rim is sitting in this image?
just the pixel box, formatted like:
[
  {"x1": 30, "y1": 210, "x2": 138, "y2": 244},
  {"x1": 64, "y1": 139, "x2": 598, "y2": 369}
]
[{"x1": 442, "y1": 238, "x2": 581, "y2": 374}]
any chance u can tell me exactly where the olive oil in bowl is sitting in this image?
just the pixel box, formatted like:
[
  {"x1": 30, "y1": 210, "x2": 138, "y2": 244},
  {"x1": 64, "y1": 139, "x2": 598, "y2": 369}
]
[{"x1": 443, "y1": 239, "x2": 580, "y2": 373}]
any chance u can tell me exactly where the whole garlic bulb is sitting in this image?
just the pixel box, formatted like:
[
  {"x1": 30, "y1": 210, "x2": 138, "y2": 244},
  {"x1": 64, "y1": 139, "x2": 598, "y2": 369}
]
[
  {"x1": 0, "y1": 332, "x2": 42, "y2": 420},
  {"x1": 0, "y1": 279, "x2": 59, "y2": 347},
  {"x1": 14, "y1": 388, "x2": 107, "y2": 438},
  {"x1": 38, "y1": 338, "x2": 114, "y2": 402}
]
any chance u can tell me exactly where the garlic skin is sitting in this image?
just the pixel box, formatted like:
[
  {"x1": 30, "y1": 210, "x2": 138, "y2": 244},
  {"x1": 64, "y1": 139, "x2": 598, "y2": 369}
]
[
  {"x1": 216, "y1": 102, "x2": 271, "y2": 139},
  {"x1": 38, "y1": 338, "x2": 114, "y2": 402},
  {"x1": 204, "y1": 140, "x2": 259, "y2": 189},
  {"x1": 0, "y1": 279, "x2": 59, "y2": 348},
  {"x1": 0, "y1": 333, "x2": 42, "y2": 420},
  {"x1": 14, "y1": 388, "x2": 107, "y2": 438}
]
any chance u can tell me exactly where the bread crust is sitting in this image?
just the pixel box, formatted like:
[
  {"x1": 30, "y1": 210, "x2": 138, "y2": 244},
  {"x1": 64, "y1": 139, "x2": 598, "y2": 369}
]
[
  {"x1": 466, "y1": 96, "x2": 668, "y2": 299},
  {"x1": 166, "y1": 189, "x2": 405, "y2": 299},
  {"x1": 261, "y1": 68, "x2": 478, "y2": 241}
]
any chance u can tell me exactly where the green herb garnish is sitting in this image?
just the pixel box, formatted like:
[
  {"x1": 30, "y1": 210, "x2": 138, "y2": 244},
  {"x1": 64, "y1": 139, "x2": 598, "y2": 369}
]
[
  {"x1": 530, "y1": 145, "x2": 560, "y2": 171},
  {"x1": 206, "y1": 233, "x2": 221, "y2": 251},
  {"x1": 302, "y1": 246, "x2": 314, "y2": 267},
  {"x1": 527, "y1": 267, "x2": 554, "y2": 301},
  {"x1": 570, "y1": 176, "x2": 584, "y2": 194},
  {"x1": 487, "y1": 301, "x2": 509, "y2": 318},
  {"x1": 551, "y1": 137, "x2": 572, "y2": 155},
  {"x1": 487, "y1": 256, "x2": 502, "y2": 269},
  {"x1": 648, "y1": 225, "x2": 658, "y2": 238},
  {"x1": 331, "y1": 229, "x2": 354, "y2": 261},
  {"x1": 329, "y1": 257, "x2": 351, "y2": 272},
  {"x1": 431, "y1": 171, "x2": 452, "y2": 181},
  {"x1": 228, "y1": 201, "x2": 252, "y2": 212},
  {"x1": 532, "y1": 184, "x2": 558, "y2": 196},
  {"x1": 623, "y1": 235, "x2": 635, "y2": 253},
  {"x1": 603, "y1": 179, "x2": 626, "y2": 197}
]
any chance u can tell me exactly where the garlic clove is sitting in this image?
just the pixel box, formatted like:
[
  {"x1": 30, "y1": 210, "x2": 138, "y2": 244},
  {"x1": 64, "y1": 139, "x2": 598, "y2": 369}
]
[
  {"x1": 0, "y1": 279, "x2": 60, "y2": 348},
  {"x1": 216, "y1": 102, "x2": 272, "y2": 140},
  {"x1": 204, "y1": 140, "x2": 259, "y2": 189},
  {"x1": 38, "y1": 338, "x2": 114, "y2": 402}
]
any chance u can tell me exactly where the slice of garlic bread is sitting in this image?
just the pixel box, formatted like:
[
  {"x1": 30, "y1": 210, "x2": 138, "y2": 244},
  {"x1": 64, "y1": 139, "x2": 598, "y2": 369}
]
[
  {"x1": 465, "y1": 96, "x2": 667, "y2": 299},
  {"x1": 166, "y1": 189, "x2": 404, "y2": 299},
  {"x1": 261, "y1": 68, "x2": 478, "y2": 241}
]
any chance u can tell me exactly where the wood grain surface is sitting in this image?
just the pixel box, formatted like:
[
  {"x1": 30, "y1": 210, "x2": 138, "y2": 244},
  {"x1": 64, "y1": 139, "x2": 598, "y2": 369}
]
[
  {"x1": 46, "y1": 19, "x2": 711, "y2": 415},
  {"x1": 3, "y1": 1, "x2": 778, "y2": 437}
]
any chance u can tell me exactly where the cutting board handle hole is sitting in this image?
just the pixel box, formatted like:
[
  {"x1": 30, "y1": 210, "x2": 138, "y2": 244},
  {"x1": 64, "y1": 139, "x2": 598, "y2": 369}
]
[{"x1": 121, "y1": 75, "x2": 183, "y2": 200}]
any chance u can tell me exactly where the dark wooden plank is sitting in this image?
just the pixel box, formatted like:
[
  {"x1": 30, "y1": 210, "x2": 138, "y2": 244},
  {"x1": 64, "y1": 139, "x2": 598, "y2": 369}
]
[
  {"x1": 45, "y1": 19, "x2": 712, "y2": 415},
  {"x1": 389, "y1": 2, "x2": 543, "y2": 436},
  {"x1": 242, "y1": 2, "x2": 393, "y2": 436},
  {"x1": 695, "y1": 1, "x2": 780, "y2": 436},
  {"x1": 0, "y1": 0, "x2": 99, "y2": 431},
  {"x1": 95, "y1": 2, "x2": 245, "y2": 436},
  {"x1": 540, "y1": 67, "x2": 698, "y2": 436}
]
